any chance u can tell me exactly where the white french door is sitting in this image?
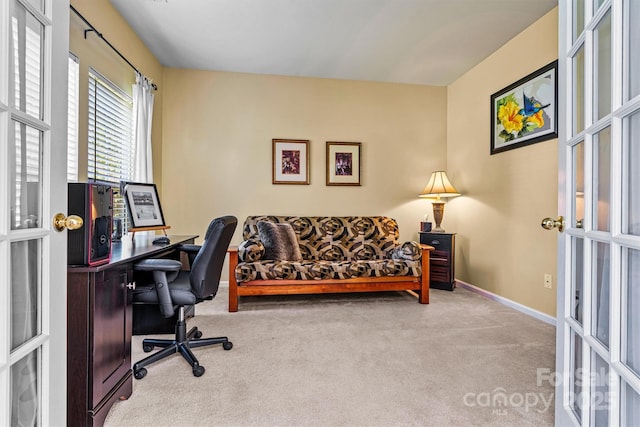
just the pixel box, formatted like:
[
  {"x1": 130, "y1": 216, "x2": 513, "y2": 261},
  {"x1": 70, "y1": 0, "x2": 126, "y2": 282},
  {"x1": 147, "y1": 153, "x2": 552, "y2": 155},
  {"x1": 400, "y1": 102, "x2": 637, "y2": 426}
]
[
  {"x1": 556, "y1": 0, "x2": 640, "y2": 425},
  {"x1": 0, "y1": 0, "x2": 69, "y2": 425}
]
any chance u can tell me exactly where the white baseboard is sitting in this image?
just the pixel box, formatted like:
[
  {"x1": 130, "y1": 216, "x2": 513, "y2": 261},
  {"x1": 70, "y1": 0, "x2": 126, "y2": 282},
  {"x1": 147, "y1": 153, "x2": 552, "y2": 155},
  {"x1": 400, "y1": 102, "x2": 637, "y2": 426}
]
[
  {"x1": 220, "y1": 280, "x2": 229, "y2": 288},
  {"x1": 456, "y1": 280, "x2": 556, "y2": 326}
]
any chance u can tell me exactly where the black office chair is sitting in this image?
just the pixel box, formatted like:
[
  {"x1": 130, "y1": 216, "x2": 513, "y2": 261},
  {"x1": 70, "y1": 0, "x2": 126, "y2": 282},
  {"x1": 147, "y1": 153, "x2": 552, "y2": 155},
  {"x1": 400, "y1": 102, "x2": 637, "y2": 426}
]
[{"x1": 131, "y1": 215, "x2": 237, "y2": 379}]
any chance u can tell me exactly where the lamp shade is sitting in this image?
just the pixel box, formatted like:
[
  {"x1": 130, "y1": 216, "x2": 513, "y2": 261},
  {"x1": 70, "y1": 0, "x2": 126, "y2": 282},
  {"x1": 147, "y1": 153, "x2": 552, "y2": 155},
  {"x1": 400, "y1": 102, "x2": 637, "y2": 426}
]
[{"x1": 419, "y1": 171, "x2": 460, "y2": 200}]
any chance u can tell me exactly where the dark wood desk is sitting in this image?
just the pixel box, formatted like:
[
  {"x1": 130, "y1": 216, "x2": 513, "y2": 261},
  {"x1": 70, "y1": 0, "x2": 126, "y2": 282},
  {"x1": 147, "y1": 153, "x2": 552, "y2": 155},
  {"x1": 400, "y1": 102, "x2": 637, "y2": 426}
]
[{"x1": 67, "y1": 234, "x2": 197, "y2": 427}]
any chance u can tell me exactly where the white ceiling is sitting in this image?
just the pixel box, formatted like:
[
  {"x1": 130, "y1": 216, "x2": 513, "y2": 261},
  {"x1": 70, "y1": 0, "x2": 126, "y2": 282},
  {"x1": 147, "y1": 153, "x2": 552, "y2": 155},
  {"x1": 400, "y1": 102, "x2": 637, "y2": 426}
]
[{"x1": 109, "y1": 0, "x2": 557, "y2": 86}]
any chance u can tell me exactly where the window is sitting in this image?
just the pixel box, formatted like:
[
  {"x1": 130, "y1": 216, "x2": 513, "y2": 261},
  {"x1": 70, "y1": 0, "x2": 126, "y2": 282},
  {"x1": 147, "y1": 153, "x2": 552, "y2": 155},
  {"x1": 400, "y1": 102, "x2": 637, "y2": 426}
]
[
  {"x1": 67, "y1": 53, "x2": 79, "y2": 182},
  {"x1": 87, "y1": 68, "x2": 134, "y2": 227}
]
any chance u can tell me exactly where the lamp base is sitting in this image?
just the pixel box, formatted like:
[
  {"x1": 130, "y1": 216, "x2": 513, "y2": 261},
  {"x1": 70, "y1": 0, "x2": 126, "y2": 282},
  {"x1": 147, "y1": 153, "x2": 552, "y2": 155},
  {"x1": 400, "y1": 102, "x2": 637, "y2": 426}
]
[{"x1": 432, "y1": 202, "x2": 446, "y2": 233}]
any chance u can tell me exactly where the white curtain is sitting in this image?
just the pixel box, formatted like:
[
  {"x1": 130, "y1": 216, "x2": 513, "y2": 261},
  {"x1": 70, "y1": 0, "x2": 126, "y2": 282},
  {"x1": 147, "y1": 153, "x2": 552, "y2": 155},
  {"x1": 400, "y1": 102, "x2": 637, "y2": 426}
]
[{"x1": 133, "y1": 73, "x2": 155, "y2": 183}]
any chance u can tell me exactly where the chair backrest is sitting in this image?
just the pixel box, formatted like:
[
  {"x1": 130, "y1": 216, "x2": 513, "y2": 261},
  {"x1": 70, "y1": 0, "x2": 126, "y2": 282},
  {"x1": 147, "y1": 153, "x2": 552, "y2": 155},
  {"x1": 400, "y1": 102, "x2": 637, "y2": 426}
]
[{"x1": 190, "y1": 216, "x2": 237, "y2": 299}]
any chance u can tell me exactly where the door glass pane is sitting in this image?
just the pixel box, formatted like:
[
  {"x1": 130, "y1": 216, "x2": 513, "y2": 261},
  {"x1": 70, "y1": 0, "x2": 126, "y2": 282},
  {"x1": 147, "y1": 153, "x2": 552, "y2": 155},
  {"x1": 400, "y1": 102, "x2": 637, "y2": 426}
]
[
  {"x1": 573, "y1": 0, "x2": 585, "y2": 42},
  {"x1": 67, "y1": 54, "x2": 79, "y2": 182},
  {"x1": 11, "y1": 1, "x2": 43, "y2": 120},
  {"x1": 11, "y1": 349, "x2": 39, "y2": 426},
  {"x1": 594, "y1": 127, "x2": 611, "y2": 232},
  {"x1": 574, "y1": 47, "x2": 586, "y2": 135},
  {"x1": 572, "y1": 237, "x2": 584, "y2": 324},
  {"x1": 24, "y1": 0, "x2": 44, "y2": 14},
  {"x1": 626, "y1": 0, "x2": 640, "y2": 100},
  {"x1": 625, "y1": 110, "x2": 640, "y2": 235},
  {"x1": 594, "y1": 12, "x2": 611, "y2": 120},
  {"x1": 11, "y1": 121, "x2": 42, "y2": 230},
  {"x1": 571, "y1": 330, "x2": 583, "y2": 422},
  {"x1": 10, "y1": 239, "x2": 41, "y2": 351},
  {"x1": 593, "y1": 242, "x2": 610, "y2": 348},
  {"x1": 574, "y1": 141, "x2": 585, "y2": 227},
  {"x1": 591, "y1": 351, "x2": 610, "y2": 426},
  {"x1": 593, "y1": 0, "x2": 605, "y2": 13},
  {"x1": 624, "y1": 248, "x2": 640, "y2": 376},
  {"x1": 622, "y1": 382, "x2": 640, "y2": 427}
]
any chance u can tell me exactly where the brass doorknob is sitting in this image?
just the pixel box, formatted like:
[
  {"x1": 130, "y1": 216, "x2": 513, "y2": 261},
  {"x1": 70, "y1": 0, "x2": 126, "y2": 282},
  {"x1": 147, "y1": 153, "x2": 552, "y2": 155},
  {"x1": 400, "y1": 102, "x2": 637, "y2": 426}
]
[
  {"x1": 53, "y1": 213, "x2": 84, "y2": 232},
  {"x1": 541, "y1": 216, "x2": 564, "y2": 232}
]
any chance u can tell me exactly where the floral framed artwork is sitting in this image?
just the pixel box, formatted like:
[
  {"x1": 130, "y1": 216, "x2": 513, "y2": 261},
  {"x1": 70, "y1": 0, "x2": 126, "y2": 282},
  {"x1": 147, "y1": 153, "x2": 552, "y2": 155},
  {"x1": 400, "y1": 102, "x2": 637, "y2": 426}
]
[
  {"x1": 326, "y1": 141, "x2": 361, "y2": 186},
  {"x1": 122, "y1": 182, "x2": 166, "y2": 228},
  {"x1": 490, "y1": 60, "x2": 558, "y2": 155},
  {"x1": 272, "y1": 139, "x2": 310, "y2": 184}
]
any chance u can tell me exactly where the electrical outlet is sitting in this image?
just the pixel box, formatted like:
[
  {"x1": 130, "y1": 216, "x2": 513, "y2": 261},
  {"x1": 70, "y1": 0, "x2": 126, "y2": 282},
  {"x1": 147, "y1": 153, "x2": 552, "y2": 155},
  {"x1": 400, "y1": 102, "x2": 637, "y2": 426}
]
[{"x1": 544, "y1": 274, "x2": 553, "y2": 289}]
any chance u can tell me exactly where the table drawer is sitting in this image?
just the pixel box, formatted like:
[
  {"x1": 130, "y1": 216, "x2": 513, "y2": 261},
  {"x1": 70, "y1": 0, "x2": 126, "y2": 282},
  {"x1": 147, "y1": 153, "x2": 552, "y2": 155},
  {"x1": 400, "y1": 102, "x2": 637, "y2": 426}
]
[{"x1": 421, "y1": 236, "x2": 452, "y2": 252}]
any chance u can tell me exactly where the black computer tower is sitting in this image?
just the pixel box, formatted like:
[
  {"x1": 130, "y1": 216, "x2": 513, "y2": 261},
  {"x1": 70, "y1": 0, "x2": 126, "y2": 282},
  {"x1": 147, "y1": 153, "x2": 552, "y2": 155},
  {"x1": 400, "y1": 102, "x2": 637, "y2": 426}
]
[{"x1": 67, "y1": 182, "x2": 113, "y2": 266}]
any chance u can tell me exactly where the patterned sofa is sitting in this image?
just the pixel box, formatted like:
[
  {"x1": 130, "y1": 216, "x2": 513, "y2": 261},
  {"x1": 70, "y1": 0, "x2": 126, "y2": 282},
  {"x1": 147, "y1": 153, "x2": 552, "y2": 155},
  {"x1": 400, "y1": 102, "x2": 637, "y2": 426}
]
[{"x1": 227, "y1": 215, "x2": 433, "y2": 312}]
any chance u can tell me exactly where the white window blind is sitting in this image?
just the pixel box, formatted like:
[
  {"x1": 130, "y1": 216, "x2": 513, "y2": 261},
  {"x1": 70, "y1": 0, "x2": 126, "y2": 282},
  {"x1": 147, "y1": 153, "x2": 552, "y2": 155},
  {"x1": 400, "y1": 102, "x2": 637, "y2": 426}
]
[
  {"x1": 88, "y1": 68, "x2": 134, "y2": 226},
  {"x1": 67, "y1": 53, "x2": 79, "y2": 182}
]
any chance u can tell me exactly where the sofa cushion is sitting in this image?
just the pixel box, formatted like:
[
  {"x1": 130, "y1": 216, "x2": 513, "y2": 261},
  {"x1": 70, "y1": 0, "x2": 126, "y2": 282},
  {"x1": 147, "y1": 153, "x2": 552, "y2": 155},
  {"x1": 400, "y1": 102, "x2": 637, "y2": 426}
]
[
  {"x1": 234, "y1": 258, "x2": 422, "y2": 283},
  {"x1": 257, "y1": 221, "x2": 303, "y2": 261}
]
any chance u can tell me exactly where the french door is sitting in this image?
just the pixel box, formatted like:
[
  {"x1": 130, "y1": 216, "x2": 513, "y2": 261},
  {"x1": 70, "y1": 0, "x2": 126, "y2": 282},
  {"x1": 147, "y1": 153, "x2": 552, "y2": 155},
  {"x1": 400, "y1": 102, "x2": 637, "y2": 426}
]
[
  {"x1": 556, "y1": 0, "x2": 640, "y2": 425},
  {"x1": 0, "y1": 0, "x2": 69, "y2": 425}
]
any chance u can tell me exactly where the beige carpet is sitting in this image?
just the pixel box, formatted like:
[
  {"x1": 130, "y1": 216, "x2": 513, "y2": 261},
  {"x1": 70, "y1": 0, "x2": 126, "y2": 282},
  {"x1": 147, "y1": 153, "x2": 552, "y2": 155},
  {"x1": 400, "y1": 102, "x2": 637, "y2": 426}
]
[{"x1": 104, "y1": 286, "x2": 555, "y2": 427}]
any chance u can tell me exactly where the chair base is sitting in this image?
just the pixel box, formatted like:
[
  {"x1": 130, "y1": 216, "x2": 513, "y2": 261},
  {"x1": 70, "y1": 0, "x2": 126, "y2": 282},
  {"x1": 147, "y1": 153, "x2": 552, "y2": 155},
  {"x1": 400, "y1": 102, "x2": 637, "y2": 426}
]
[{"x1": 132, "y1": 307, "x2": 232, "y2": 379}]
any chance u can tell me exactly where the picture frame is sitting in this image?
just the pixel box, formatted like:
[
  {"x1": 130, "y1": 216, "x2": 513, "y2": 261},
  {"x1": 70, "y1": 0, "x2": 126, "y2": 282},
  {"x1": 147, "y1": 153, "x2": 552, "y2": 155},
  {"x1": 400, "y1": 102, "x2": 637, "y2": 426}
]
[
  {"x1": 272, "y1": 139, "x2": 310, "y2": 185},
  {"x1": 122, "y1": 182, "x2": 166, "y2": 228},
  {"x1": 326, "y1": 141, "x2": 361, "y2": 186},
  {"x1": 490, "y1": 60, "x2": 558, "y2": 155}
]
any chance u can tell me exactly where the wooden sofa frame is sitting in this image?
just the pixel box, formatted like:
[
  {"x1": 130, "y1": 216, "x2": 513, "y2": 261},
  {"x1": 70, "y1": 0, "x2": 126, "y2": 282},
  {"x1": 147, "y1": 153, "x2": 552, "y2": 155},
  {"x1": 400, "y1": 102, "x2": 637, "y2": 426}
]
[{"x1": 227, "y1": 244, "x2": 433, "y2": 312}]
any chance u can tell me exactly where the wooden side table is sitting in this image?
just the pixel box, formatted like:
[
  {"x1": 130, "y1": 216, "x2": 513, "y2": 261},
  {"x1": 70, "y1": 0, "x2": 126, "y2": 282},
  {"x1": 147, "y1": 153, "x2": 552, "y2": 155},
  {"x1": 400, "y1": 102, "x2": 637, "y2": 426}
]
[{"x1": 419, "y1": 232, "x2": 456, "y2": 291}]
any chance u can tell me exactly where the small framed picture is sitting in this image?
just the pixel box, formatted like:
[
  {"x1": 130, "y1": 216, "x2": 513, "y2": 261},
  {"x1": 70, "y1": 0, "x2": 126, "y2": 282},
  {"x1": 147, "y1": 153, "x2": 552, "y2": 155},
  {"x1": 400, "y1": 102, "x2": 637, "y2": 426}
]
[
  {"x1": 272, "y1": 139, "x2": 310, "y2": 185},
  {"x1": 326, "y1": 141, "x2": 361, "y2": 186},
  {"x1": 122, "y1": 182, "x2": 166, "y2": 228}
]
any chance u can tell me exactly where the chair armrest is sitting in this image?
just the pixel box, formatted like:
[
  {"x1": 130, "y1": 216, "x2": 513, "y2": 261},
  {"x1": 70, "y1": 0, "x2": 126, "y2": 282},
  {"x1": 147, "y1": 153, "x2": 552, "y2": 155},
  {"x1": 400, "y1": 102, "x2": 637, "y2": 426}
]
[
  {"x1": 133, "y1": 259, "x2": 182, "y2": 318},
  {"x1": 177, "y1": 244, "x2": 201, "y2": 254},
  {"x1": 178, "y1": 244, "x2": 201, "y2": 268},
  {"x1": 134, "y1": 258, "x2": 182, "y2": 272}
]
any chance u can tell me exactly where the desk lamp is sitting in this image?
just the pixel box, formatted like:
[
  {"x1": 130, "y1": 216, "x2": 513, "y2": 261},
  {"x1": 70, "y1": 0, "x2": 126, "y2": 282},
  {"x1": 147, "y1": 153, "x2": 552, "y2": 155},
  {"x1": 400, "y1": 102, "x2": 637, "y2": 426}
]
[{"x1": 419, "y1": 171, "x2": 460, "y2": 232}]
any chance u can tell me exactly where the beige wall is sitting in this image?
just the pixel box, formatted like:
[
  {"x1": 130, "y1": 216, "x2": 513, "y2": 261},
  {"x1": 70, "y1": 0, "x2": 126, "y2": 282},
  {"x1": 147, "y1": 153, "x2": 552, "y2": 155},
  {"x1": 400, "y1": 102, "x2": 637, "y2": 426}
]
[
  {"x1": 69, "y1": 0, "x2": 164, "y2": 186},
  {"x1": 446, "y1": 8, "x2": 559, "y2": 316},
  {"x1": 161, "y1": 69, "x2": 447, "y2": 251}
]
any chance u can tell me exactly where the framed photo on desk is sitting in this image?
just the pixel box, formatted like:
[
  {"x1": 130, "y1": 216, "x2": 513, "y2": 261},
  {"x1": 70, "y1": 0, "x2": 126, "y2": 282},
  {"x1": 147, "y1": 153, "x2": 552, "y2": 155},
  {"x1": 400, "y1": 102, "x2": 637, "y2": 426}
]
[{"x1": 122, "y1": 182, "x2": 166, "y2": 228}]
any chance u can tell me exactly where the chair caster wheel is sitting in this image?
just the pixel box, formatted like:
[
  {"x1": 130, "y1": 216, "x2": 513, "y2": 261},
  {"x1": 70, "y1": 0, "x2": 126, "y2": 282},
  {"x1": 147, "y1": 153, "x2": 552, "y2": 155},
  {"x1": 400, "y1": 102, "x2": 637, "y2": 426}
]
[
  {"x1": 194, "y1": 330, "x2": 203, "y2": 339},
  {"x1": 134, "y1": 368, "x2": 147, "y2": 380},
  {"x1": 223, "y1": 341, "x2": 233, "y2": 350},
  {"x1": 193, "y1": 365, "x2": 205, "y2": 377},
  {"x1": 143, "y1": 344, "x2": 154, "y2": 353}
]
